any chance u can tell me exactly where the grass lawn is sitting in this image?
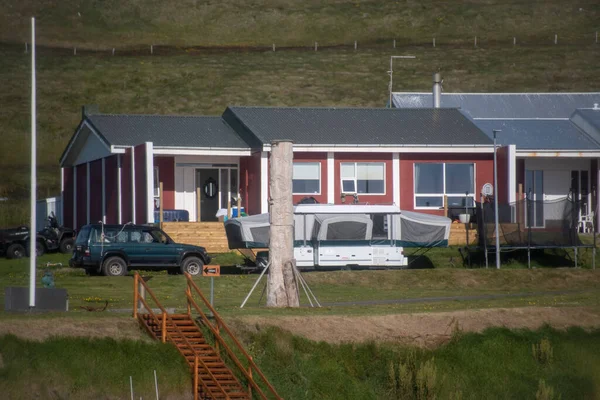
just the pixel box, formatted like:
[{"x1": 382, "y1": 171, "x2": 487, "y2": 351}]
[{"x1": 1, "y1": 248, "x2": 599, "y2": 318}]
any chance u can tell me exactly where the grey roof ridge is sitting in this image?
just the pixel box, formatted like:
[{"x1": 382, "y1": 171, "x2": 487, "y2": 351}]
[
  {"x1": 392, "y1": 91, "x2": 600, "y2": 95},
  {"x1": 89, "y1": 113, "x2": 222, "y2": 118},
  {"x1": 473, "y1": 117, "x2": 570, "y2": 120},
  {"x1": 227, "y1": 105, "x2": 462, "y2": 111},
  {"x1": 221, "y1": 107, "x2": 265, "y2": 147}
]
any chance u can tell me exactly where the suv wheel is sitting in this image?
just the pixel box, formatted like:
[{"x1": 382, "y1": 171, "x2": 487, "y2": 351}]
[
  {"x1": 6, "y1": 243, "x2": 26, "y2": 259},
  {"x1": 181, "y1": 257, "x2": 203, "y2": 276},
  {"x1": 102, "y1": 256, "x2": 127, "y2": 277}
]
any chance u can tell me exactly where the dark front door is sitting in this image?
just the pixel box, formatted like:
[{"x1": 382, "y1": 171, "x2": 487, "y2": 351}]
[{"x1": 197, "y1": 169, "x2": 219, "y2": 222}]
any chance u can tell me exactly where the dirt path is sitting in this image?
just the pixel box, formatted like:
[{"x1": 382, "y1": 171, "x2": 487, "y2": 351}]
[
  {"x1": 234, "y1": 306, "x2": 600, "y2": 348},
  {"x1": 2, "y1": 306, "x2": 599, "y2": 347},
  {"x1": 0, "y1": 317, "x2": 146, "y2": 341}
]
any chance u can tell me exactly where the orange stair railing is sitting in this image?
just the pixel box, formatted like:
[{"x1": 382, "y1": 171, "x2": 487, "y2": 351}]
[
  {"x1": 133, "y1": 273, "x2": 231, "y2": 399},
  {"x1": 184, "y1": 272, "x2": 282, "y2": 400}
]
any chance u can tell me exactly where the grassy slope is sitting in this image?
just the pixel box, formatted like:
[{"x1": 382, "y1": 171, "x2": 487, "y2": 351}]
[
  {"x1": 1, "y1": 43, "x2": 599, "y2": 225},
  {"x1": 0, "y1": 0, "x2": 598, "y2": 48},
  {"x1": 0, "y1": 335, "x2": 191, "y2": 400},
  {"x1": 2, "y1": 326, "x2": 599, "y2": 399}
]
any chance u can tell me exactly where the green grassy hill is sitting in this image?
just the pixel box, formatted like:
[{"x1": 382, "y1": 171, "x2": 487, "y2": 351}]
[
  {"x1": 1, "y1": 0, "x2": 598, "y2": 48},
  {"x1": 0, "y1": 0, "x2": 599, "y2": 226}
]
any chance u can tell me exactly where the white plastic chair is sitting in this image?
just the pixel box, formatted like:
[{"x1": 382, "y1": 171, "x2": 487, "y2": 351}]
[{"x1": 580, "y1": 212, "x2": 594, "y2": 233}]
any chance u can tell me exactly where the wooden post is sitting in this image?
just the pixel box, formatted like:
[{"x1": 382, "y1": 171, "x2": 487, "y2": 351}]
[
  {"x1": 237, "y1": 195, "x2": 242, "y2": 217},
  {"x1": 193, "y1": 356, "x2": 199, "y2": 400},
  {"x1": 247, "y1": 357, "x2": 253, "y2": 398},
  {"x1": 186, "y1": 283, "x2": 191, "y2": 317},
  {"x1": 443, "y1": 195, "x2": 448, "y2": 217},
  {"x1": 215, "y1": 323, "x2": 220, "y2": 353},
  {"x1": 267, "y1": 140, "x2": 299, "y2": 307},
  {"x1": 159, "y1": 182, "x2": 164, "y2": 229},
  {"x1": 518, "y1": 183, "x2": 523, "y2": 225},
  {"x1": 161, "y1": 312, "x2": 167, "y2": 343},
  {"x1": 227, "y1": 199, "x2": 232, "y2": 220},
  {"x1": 196, "y1": 187, "x2": 201, "y2": 222},
  {"x1": 133, "y1": 273, "x2": 139, "y2": 318}
]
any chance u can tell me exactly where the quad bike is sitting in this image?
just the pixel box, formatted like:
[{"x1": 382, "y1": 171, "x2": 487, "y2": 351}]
[
  {"x1": 0, "y1": 212, "x2": 75, "y2": 259},
  {"x1": 37, "y1": 212, "x2": 76, "y2": 255}
]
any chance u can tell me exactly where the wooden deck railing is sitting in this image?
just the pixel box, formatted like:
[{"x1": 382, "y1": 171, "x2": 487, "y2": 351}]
[
  {"x1": 133, "y1": 273, "x2": 229, "y2": 400},
  {"x1": 184, "y1": 273, "x2": 282, "y2": 400}
]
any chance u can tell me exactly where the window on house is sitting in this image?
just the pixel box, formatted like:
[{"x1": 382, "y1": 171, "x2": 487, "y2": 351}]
[
  {"x1": 414, "y1": 163, "x2": 474, "y2": 208},
  {"x1": 293, "y1": 162, "x2": 321, "y2": 194},
  {"x1": 341, "y1": 162, "x2": 385, "y2": 194}
]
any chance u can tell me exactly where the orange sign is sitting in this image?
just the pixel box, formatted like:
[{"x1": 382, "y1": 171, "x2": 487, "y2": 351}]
[{"x1": 202, "y1": 265, "x2": 221, "y2": 277}]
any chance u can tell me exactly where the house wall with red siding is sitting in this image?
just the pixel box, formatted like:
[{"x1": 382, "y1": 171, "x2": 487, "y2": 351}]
[
  {"x1": 399, "y1": 154, "x2": 494, "y2": 215},
  {"x1": 75, "y1": 163, "x2": 87, "y2": 229},
  {"x1": 292, "y1": 152, "x2": 328, "y2": 204},
  {"x1": 242, "y1": 152, "x2": 263, "y2": 215},
  {"x1": 89, "y1": 159, "x2": 103, "y2": 224},
  {"x1": 497, "y1": 146, "x2": 509, "y2": 203},
  {"x1": 62, "y1": 167, "x2": 74, "y2": 229},
  {"x1": 120, "y1": 149, "x2": 132, "y2": 224},
  {"x1": 154, "y1": 156, "x2": 175, "y2": 209},
  {"x1": 333, "y1": 153, "x2": 393, "y2": 205},
  {"x1": 134, "y1": 144, "x2": 147, "y2": 224},
  {"x1": 104, "y1": 155, "x2": 119, "y2": 224}
]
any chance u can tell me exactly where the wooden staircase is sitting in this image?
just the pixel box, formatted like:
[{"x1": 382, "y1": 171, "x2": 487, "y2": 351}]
[
  {"x1": 133, "y1": 273, "x2": 281, "y2": 400},
  {"x1": 449, "y1": 223, "x2": 478, "y2": 246},
  {"x1": 163, "y1": 222, "x2": 231, "y2": 254}
]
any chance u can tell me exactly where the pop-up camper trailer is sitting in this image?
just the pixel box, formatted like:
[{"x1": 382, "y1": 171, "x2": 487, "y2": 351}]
[{"x1": 224, "y1": 204, "x2": 451, "y2": 270}]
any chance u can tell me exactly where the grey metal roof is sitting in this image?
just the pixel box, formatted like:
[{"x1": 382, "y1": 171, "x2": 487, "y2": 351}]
[
  {"x1": 392, "y1": 93, "x2": 600, "y2": 119},
  {"x1": 223, "y1": 107, "x2": 492, "y2": 146},
  {"x1": 474, "y1": 119, "x2": 600, "y2": 150},
  {"x1": 86, "y1": 114, "x2": 250, "y2": 149}
]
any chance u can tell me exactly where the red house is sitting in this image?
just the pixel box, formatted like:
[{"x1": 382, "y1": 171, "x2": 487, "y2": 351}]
[{"x1": 60, "y1": 105, "x2": 502, "y2": 230}]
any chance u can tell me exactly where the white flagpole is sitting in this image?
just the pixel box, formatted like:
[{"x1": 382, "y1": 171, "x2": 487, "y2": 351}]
[{"x1": 29, "y1": 16, "x2": 37, "y2": 308}]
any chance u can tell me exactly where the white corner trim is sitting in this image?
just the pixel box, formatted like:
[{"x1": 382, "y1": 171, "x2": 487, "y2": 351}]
[
  {"x1": 73, "y1": 166, "x2": 77, "y2": 229},
  {"x1": 145, "y1": 142, "x2": 155, "y2": 224},
  {"x1": 392, "y1": 153, "x2": 400, "y2": 206},
  {"x1": 508, "y1": 145, "x2": 517, "y2": 203},
  {"x1": 261, "y1": 151, "x2": 268, "y2": 213},
  {"x1": 101, "y1": 158, "x2": 106, "y2": 223},
  {"x1": 86, "y1": 162, "x2": 90, "y2": 224},
  {"x1": 131, "y1": 146, "x2": 136, "y2": 224},
  {"x1": 327, "y1": 152, "x2": 334, "y2": 204},
  {"x1": 117, "y1": 155, "x2": 122, "y2": 224}
]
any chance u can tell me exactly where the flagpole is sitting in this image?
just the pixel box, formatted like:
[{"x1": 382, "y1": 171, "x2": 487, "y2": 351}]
[{"x1": 29, "y1": 16, "x2": 37, "y2": 308}]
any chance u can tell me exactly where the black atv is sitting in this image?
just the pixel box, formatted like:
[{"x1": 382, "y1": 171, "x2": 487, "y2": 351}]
[
  {"x1": 37, "y1": 212, "x2": 76, "y2": 255},
  {"x1": 0, "y1": 225, "x2": 31, "y2": 259},
  {"x1": 0, "y1": 213, "x2": 76, "y2": 259}
]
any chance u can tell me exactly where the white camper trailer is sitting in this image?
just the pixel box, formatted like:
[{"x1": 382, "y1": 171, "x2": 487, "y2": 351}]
[{"x1": 224, "y1": 204, "x2": 451, "y2": 270}]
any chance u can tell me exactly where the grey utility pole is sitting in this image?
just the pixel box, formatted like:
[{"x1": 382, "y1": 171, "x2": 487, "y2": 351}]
[{"x1": 493, "y1": 129, "x2": 502, "y2": 269}]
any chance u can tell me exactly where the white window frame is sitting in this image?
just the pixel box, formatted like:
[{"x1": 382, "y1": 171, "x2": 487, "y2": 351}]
[
  {"x1": 293, "y1": 162, "x2": 322, "y2": 195},
  {"x1": 340, "y1": 162, "x2": 386, "y2": 195},
  {"x1": 414, "y1": 162, "x2": 476, "y2": 210}
]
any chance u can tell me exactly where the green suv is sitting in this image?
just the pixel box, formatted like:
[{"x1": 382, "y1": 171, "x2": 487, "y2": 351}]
[{"x1": 69, "y1": 224, "x2": 211, "y2": 277}]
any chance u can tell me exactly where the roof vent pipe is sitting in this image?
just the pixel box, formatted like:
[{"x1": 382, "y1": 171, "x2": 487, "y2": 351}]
[{"x1": 433, "y1": 73, "x2": 442, "y2": 108}]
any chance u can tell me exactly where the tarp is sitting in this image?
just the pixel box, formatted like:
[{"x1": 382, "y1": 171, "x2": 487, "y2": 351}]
[
  {"x1": 225, "y1": 206, "x2": 451, "y2": 249},
  {"x1": 224, "y1": 213, "x2": 270, "y2": 249},
  {"x1": 397, "y1": 211, "x2": 451, "y2": 247}
]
